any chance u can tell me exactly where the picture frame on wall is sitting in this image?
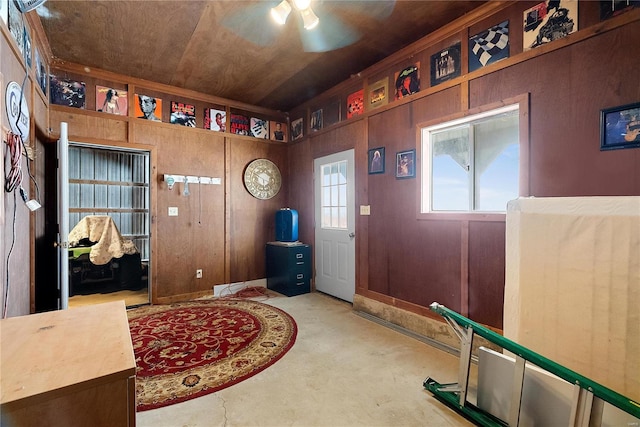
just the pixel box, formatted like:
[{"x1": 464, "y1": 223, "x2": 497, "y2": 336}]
[
  {"x1": 291, "y1": 117, "x2": 304, "y2": 141},
  {"x1": 394, "y1": 63, "x2": 420, "y2": 100},
  {"x1": 600, "y1": 102, "x2": 640, "y2": 151},
  {"x1": 96, "y1": 86, "x2": 128, "y2": 115},
  {"x1": 600, "y1": 0, "x2": 640, "y2": 20},
  {"x1": 523, "y1": 0, "x2": 578, "y2": 51},
  {"x1": 468, "y1": 20, "x2": 510, "y2": 72},
  {"x1": 368, "y1": 147, "x2": 385, "y2": 175},
  {"x1": 270, "y1": 120, "x2": 287, "y2": 142},
  {"x1": 310, "y1": 108, "x2": 323, "y2": 131},
  {"x1": 368, "y1": 77, "x2": 388, "y2": 109},
  {"x1": 346, "y1": 89, "x2": 364, "y2": 119},
  {"x1": 395, "y1": 149, "x2": 416, "y2": 179},
  {"x1": 430, "y1": 43, "x2": 461, "y2": 87}
]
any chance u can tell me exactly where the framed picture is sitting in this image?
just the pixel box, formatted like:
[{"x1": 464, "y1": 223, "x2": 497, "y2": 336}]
[
  {"x1": 204, "y1": 108, "x2": 226, "y2": 131},
  {"x1": 134, "y1": 94, "x2": 162, "y2": 121},
  {"x1": 270, "y1": 120, "x2": 287, "y2": 142},
  {"x1": 291, "y1": 117, "x2": 304, "y2": 140},
  {"x1": 523, "y1": 0, "x2": 578, "y2": 51},
  {"x1": 96, "y1": 85, "x2": 127, "y2": 115},
  {"x1": 394, "y1": 64, "x2": 420, "y2": 100},
  {"x1": 250, "y1": 117, "x2": 269, "y2": 138},
  {"x1": 600, "y1": 102, "x2": 640, "y2": 151},
  {"x1": 368, "y1": 147, "x2": 385, "y2": 174},
  {"x1": 430, "y1": 43, "x2": 461, "y2": 87},
  {"x1": 468, "y1": 20, "x2": 510, "y2": 72},
  {"x1": 600, "y1": 0, "x2": 640, "y2": 20},
  {"x1": 369, "y1": 78, "x2": 388, "y2": 109},
  {"x1": 347, "y1": 89, "x2": 364, "y2": 119},
  {"x1": 311, "y1": 108, "x2": 323, "y2": 131},
  {"x1": 50, "y1": 76, "x2": 86, "y2": 108},
  {"x1": 395, "y1": 149, "x2": 416, "y2": 179}
]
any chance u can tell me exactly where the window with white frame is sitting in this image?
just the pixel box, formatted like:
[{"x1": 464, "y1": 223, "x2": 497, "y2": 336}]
[
  {"x1": 320, "y1": 160, "x2": 348, "y2": 229},
  {"x1": 421, "y1": 104, "x2": 520, "y2": 213}
]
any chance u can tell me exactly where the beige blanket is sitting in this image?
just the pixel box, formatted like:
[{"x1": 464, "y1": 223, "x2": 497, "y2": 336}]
[{"x1": 68, "y1": 215, "x2": 139, "y2": 265}]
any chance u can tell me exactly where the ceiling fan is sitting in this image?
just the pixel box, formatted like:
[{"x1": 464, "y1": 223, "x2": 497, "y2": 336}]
[{"x1": 223, "y1": 0, "x2": 396, "y2": 53}]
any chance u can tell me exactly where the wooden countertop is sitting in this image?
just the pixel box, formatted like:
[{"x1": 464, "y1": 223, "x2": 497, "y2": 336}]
[{"x1": 1, "y1": 301, "x2": 136, "y2": 408}]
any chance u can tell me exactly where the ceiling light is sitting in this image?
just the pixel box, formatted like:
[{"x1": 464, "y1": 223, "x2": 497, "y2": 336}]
[
  {"x1": 270, "y1": 0, "x2": 319, "y2": 30},
  {"x1": 299, "y1": 7, "x2": 319, "y2": 30},
  {"x1": 271, "y1": 0, "x2": 292, "y2": 26},
  {"x1": 292, "y1": 0, "x2": 311, "y2": 10}
]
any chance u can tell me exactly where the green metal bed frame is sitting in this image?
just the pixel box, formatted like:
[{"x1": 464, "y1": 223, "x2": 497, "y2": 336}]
[{"x1": 423, "y1": 302, "x2": 640, "y2": 426}]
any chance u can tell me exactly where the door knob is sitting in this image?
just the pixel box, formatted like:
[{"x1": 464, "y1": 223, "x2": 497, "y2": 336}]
[{"x1": 348, "y1": 232, "x2": 355, "y2": 239}]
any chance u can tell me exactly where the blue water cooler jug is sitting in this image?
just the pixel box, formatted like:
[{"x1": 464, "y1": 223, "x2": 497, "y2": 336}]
[{"x1": 275, "y1": 208, "x2": 298, "y2": 242}]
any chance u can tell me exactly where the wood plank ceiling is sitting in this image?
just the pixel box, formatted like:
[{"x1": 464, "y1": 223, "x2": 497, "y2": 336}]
[{"x1": 37, "y1": 0, "x2": 485, "y2": 112}]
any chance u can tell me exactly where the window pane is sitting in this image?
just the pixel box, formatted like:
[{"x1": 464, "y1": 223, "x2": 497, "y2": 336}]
[
  {"x1": 322, "y1": 207, "x2": 331, "y2": 227},
  {"x1": 338, "y1": 207, "x2": 347, "y2": 228},
  {"x1": 331, "y1": 207, "x2": 339, "y2": 227},
  {"x1": 474, "y1": 112, "x2": 520, "y2": 211},
  {"x1": 338, "y1": 161, "x2": 347, "y2": 184},
  {"x1": 431, "y1": 127, "x2": 470, "y2": 211}
]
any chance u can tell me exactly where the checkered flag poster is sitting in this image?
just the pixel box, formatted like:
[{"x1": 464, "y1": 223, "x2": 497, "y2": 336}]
[{"x1": 468, "y1": 20, "x2": 509, "y2": 72}]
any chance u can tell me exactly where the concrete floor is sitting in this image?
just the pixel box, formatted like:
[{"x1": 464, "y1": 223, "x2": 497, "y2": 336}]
[{"x1": 136, "y1": 291, "x2": 474, "y2": 427}]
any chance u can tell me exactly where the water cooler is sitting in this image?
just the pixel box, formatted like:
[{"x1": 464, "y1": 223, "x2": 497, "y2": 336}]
[{"x1": 266, "y1": 208, "x2": 310, "y2": 296}]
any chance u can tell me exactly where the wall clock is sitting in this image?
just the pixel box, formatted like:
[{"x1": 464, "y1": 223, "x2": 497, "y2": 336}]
[{"x1": 243, "y1": 158, "x2": 282, "y2": 200}]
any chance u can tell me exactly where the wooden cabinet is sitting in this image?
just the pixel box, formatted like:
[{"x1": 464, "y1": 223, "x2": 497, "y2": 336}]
[
  {"x1": 266, "y1": 243, "x2": 311, "y2": 297},
  {"x1": 1, "y1": 301, "x2": 136, "y2": 427}
]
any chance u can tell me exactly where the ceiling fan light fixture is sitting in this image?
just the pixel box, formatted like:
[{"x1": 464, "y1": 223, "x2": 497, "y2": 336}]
[
  {"x1": 292, "y1": 0, "x2": 311, "y2": 11},
  {"x1": 270, "y1": 0, "x2": 292, "y2": 25},
  {"x1": 300, "y1": 7, "x2": 319, "y2": 30}
]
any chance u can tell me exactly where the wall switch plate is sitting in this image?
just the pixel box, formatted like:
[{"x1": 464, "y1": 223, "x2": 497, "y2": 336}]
[
  {"x1": 360, "y1": 205, "x2": 371, "y2": 215},
  {"x1": 196, "y1": 269, "x2": 203, "y2": 279},
  {"x1": 168, "y1": 207, "x2": 178, "y2": 216}
]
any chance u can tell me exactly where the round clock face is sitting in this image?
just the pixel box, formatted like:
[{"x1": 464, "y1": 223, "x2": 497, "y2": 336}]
[{"x1": 243, "y1": 159, "x2": 282, "y2": 200}]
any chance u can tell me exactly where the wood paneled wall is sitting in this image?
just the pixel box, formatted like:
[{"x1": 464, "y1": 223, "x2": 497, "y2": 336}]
[{"x1": 287, "y1": 4, "x2": 640, "y2": 330}]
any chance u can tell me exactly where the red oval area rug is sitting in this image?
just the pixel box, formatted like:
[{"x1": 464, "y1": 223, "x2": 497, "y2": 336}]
[{"x1": 127, "y1": 299, "x2": 297, "y2": 411}]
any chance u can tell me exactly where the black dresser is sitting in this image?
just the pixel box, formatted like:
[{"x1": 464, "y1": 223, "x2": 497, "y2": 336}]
[{"x1": 266, "y1": 242, "x2": 311, "y2": 297}]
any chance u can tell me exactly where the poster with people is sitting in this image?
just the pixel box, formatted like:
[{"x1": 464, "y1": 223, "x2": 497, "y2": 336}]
[
  {"x1": 430, "y1": 43, "x2": 461, "y2": 87},
  {"x1": 204, "y1": 108, "x2": 226, "y2": 131},
  {"x1": 96, "y1": 86, "x2": 127, "y2": 115},
  {"x1": 134, "y1": 94, "x2": 162, "y2": 121},
  {"x1": 270, "y1": 121, "x2": 287, "y2": 142}
]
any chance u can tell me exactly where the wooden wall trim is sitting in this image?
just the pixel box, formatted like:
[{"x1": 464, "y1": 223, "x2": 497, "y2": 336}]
[
  {"x1": 52, "y1": 61, "x2": 285, "y2": 118},
  {"x1": 224, "y1": 136, "x2": 231, "y2": 285},
  {"x1": 292, "y1": 7, "x2": 640, "y2": 120}
]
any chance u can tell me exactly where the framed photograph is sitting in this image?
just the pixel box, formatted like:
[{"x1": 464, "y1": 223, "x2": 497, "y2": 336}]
[
  {"x1": 368, "y1": 147, "x2": 385, "y2": 174},
  {"x1": 395, "y1": 149, "x2": 416, "y2": 179},
  {"x1": 311, "y1": 108, "x2": 323, "y2": 131},
  {"x1": 600, "y1": 102, "x2": 640, "y2": 151},
  {"x1": 171, "y1": 101, "x2": 196, "y2": 127},
  {"x1": 270, "y1": 120, "x2": 287, "y2": 142},
  {"x1": 368, "y1": 78, "x2": 389, "y2": 109},
  {"x1": 394, "y1": 63, "x2": 420, "y2": 100},
  {"x1": 430, "y1": 43, "x2": 461, "y2": 87},
  {"x1": 291, "y1": 117, "x2": 304, "y2": 141}
]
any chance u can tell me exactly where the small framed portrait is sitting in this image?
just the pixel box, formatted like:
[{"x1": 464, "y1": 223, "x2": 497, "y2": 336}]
[
  {"x1": 395, "y1": 149, "x2": 416, "y2": 179},
  {"x1": 600, "y1": 102, "x2": 640, "y2": 151},
  {"x1": 368, "y1": 147, "x2": 385, "y2": 174}
]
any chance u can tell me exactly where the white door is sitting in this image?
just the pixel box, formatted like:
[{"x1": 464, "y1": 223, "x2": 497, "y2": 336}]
[
  {"x1": 57, "y1": 123, "x2": 70, "y2": 309},
  {"x1": 314, "y1": 149, "x2": 355, "y2": 302}
]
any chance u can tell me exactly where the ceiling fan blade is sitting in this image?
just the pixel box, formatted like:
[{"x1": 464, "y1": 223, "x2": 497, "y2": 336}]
[
  {"x1": 298, "y1": 11, "x2": 361, "y2": 53},
  {"x1": 222, "y1": 2, "x2": 281, "y2": 47}
]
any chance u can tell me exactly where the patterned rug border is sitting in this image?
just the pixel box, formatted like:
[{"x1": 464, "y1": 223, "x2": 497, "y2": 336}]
[{"x1": 128, "y1": 299, "x2": 297, "y2": 411}]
